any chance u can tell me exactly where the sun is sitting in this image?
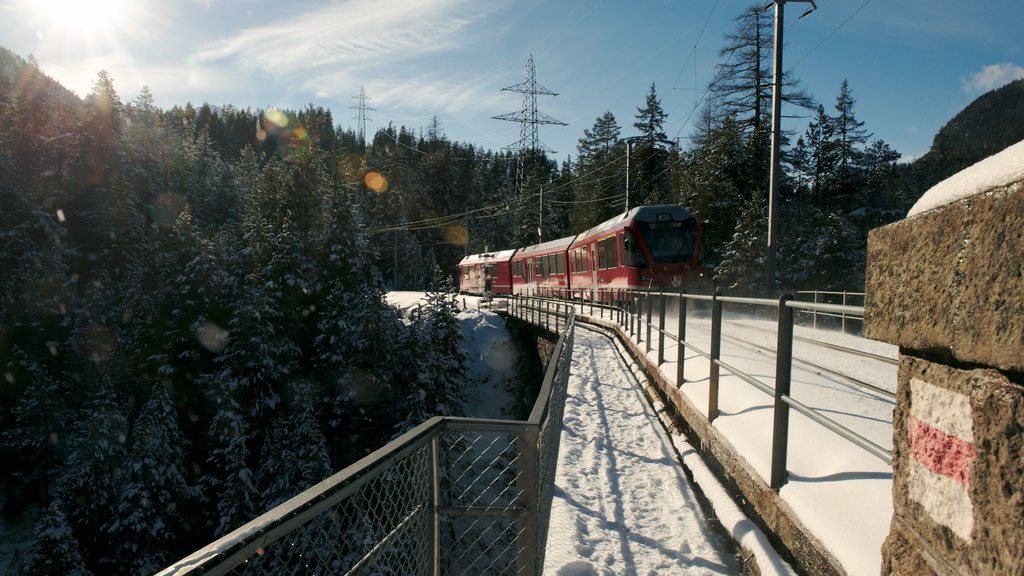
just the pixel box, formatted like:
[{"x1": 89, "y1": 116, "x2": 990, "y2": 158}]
[{"x1": 30, "y1": 0, "x2": 129, "y2": 40}]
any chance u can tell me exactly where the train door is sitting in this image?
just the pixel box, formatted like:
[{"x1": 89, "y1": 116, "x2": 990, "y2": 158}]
[{"x1": 590, "y1": 243, "x2": 598, "y2": 287}]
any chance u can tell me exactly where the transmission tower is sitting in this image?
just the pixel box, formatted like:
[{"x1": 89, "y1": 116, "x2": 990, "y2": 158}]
[
  {"x1": 492, "y1": 55, "x2": 567, "y2": 197},
  {"x1": 350, "y1": 85, "x2": 375, "y2": 149}
]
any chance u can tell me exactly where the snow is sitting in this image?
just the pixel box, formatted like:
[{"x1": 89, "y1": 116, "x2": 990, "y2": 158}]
[
  {"x1": 542, "y1": 327, "x2": 750, "y2": 575},
  {"x1": 629, "y1": 312, "x2": 895, "y2": 576},
  {"x1": 456, "y1": 308, "x2": 518, "y2": 419},
  {"x1": 907, "y1": 138, "x2": 1024, "y2": 217}
]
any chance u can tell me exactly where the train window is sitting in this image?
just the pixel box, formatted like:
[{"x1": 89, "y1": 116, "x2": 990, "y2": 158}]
[
  {"x1": 556, "y1": 254, "x2": 564, "y2": 275},
  {"x1": 622, "y1": 231, "x2": 646, "y2": 267},
  {"x1": 597, "y1": 236, "x2": 618, "y2": 269},
  {"x1": 640, "y1": 220, "x2": 695, "y2": 264},
  {"x1": 513, "y1": 260, "x2": 522, "y2": 277}
]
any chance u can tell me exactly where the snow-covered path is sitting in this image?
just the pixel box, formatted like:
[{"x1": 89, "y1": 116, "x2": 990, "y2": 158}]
[{"x1": 543, "y1": 327, "x2": 741, "y2": 576}]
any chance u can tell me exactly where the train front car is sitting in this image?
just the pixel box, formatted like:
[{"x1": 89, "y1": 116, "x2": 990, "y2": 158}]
[
  {"x1": 567, "y1": 205, "x2": 704, "y2": 298},
  {"x1": 457, "y1": 249, "x2": 516, "y2": 297}
]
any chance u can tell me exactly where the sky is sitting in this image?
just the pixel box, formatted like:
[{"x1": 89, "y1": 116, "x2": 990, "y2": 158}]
[{"x1": 3, "y1": 0, "x2": 1023, "y2": 163}]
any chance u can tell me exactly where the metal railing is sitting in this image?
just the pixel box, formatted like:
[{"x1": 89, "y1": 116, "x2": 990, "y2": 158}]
[
  {"x1": 795, "y1": 290, "x2": 865, "y2": 333},
  {"x1": 519, "y1": 287, "x2": 891, "y2": 491},
  {"x1": 157, "y1": 307, "x2": 575, "y2": 576}
]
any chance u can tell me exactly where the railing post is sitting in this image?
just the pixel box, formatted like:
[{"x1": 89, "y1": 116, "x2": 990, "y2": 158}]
[
  {"x1": 657, "y1": 292, "x2": 665, "y2": 365},
  {"x1": 430, "y1": 434, "x2": 442, "y2": 576},
  {"x1": 626, "y1": 291, "x2": 634, "y2": 336},
  {"x1": 709, "y1": 290, "x2": 722, "y2": 422},
  {"x1": 771, "y1": 293, "x2": 795, "y2": 490},
  {"x1": 676, "y1": 293, "x2": 687, "y2": 387},
  {"x1": 515, "y1": 426, "x2": 540, "y2": 575},
  {"x1": 645, "y1": 291, "x2": 653, "y2": 353},
  {"x1": 813, "y1": 289, "x2": 819, "y2": 330}
]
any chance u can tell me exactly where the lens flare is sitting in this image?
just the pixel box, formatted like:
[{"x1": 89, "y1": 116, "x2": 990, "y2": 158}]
[
  {"x1": 196, "y1": 321, "x2": 229, "y2": 353},
  {"x1": 363, "y1": 171, "x2": 388, "y2": 193},
  {"x1": 148, "y1": 193, "x2": 189, "y2": 228},
  {"x1": 265, "y1": 108, "x2": 290, "y2": 129},
  {"x1": 442, "y1": 223, "x2": 469, "y2": 246}
]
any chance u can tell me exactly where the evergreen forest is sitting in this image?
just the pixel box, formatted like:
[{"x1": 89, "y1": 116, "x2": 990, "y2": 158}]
[{"x1": 2, "y1": 4, "x2": 1019, "y2": 572}]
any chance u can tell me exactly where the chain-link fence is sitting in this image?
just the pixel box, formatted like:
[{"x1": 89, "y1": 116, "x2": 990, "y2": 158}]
[{"x1": 157, "y1": 308, "x2": 574, "y2": 576}]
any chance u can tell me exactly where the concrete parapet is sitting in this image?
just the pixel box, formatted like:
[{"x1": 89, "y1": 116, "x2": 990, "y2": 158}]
[{"x1": 865, "y1": 145, "x2": 1024, "y2": 575}]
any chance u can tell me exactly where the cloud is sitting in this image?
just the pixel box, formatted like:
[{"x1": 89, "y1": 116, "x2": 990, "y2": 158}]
[
  {"x1": 961, "y1": 62, "x2": 1024, "y2": 94},
  {"x1": 195, "y1": 0, "x2": 492, "y2": 75}
]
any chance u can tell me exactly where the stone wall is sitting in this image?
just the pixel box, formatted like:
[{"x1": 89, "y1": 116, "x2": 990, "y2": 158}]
[{"x1": 865, "y1": 171, "x2": 1024, "y2": 575}]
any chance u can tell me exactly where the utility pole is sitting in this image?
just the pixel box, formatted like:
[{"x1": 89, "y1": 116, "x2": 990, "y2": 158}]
[
  {"x1": 538, "y1": 186, "x2": 543, "y2": 243},
  {"x1": 766, "y1": 0, "x2": 815, "y2": 292}
]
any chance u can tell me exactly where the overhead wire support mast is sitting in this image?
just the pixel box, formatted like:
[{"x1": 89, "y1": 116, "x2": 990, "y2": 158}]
[
  {"x1": 765, "y1": 0, "x2": 816, "y2": 294},
  {"x1": 351, "y1": 85, "x2": 375, "y2": 151},
  {"x1": 492, "y1": 55, "x2": 567, "y2": 199}
]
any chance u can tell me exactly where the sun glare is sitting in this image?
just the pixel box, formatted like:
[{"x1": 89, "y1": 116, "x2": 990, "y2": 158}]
[{"x1": 32, "y1": 0, "x2": 129, "y2": 39}]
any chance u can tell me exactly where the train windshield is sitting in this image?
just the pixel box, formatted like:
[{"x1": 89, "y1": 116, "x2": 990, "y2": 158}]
[{"x1": 638, "y1": 220, "x2": 695, "y2": 264}]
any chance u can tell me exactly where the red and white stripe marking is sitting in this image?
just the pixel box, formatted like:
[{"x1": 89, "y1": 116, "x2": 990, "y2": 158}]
[{"x1": 907, "y1": 378, "x2": 975, "y2": 542}]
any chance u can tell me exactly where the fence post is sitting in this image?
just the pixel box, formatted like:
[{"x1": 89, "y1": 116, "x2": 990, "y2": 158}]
[
  {"x1": 430, "y1": 434, "x2": 442, "y2": 575},
  {"x1": 709, "y1": 290, "x2": 722, "y2": 422},
  {"x1": 645, "y1": 291, "x2": 653, "y2": 353},
  {"x1": 515, "y1": 426, "x2": 540, "y2": 575},
  {"x1": 657, "y1": 292, "x2": 666, "y2": 366},
  {"x1": 676, "y1": 293, "x2": 687, "y2": 387},
  {"x1": 771, "y1": 293, "x2": 795, "y2": 491}
]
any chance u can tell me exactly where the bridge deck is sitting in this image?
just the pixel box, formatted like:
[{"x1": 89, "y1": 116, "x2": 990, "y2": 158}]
[{"x1": 543, "y1": 326, "x2": 744, "y2": 575}]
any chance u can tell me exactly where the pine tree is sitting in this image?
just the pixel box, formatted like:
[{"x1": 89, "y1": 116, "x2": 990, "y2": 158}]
[
  {"x1": 55, "y1": 384, "x2": 128, "y2": 569},
  {"x1": 26, "y1": 501, "x2": 92, "y2": 576},
  {"x1": 710, "y1": 4, "x2": 815, "y2": 134},
  {"x1": 572, "y1": 112, "x2": 624, "y2": 232},
  {"x1": 105, "y1": 381, "x2": 198, "y2": 575},
  {"x1": 714, "y1": 190, "x2": 768, "y2": 294},
  {"x1": 257, "y1": 380, "x2": 331, "y2": 509},
  {"x1": 631, "y1": 83, "x2": 672, "y2": 207},
  {"x1": 830, "y1": 80, "x2": 871, "y2": 211}
]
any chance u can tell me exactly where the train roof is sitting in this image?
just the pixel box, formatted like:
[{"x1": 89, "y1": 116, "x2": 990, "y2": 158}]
[
  {"x1": 572, "y1": 204, "x2": 695, "y2": 245},
  {"x1": 457, "y1": 248, "x2": 517, "y2": 266},
  {"x1": 514, "y1": 234, "x2": 577, "y2": 257}
]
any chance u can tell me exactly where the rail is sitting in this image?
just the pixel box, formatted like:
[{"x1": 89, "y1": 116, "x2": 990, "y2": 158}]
[
  {"x1": 521, "y1": 287, "x2": 892, "y2": 491},
  {"x1": 157, "y1": 304, "x2": 575, "y2": 576}
]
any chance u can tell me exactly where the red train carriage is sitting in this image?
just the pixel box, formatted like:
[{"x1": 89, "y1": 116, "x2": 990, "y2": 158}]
[
  {"x1": 510, "y1": 235, "x2": 574, "y2": 298},
  {"x1": 567, "y1": 205, "x2": 704, "y2": 297},
  {"x1": 458, "y1": 249, "x2": 516, "y2": 296}
]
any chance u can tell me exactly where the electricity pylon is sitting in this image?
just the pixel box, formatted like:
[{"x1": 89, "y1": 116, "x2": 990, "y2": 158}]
[
  {"x1": 351, "y1": 85, "x2": 375, "y2": 150},
  {"x1": 493, "y1": 55, "x2": 567, "y2": 197}
]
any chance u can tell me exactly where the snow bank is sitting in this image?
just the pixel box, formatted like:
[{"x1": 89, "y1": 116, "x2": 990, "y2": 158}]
[{"x1": 908, "y1": 138, "x2": 1024, "y2": 217}]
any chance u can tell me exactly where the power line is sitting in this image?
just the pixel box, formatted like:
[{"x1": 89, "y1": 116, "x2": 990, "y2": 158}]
[{"x1": 790, "y1": 0, "x2": 873, "y2": 70}]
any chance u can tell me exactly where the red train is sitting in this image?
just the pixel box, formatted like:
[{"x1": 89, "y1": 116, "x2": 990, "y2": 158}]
[{"x1": 458, "y1": 205, "x2": 705, "y2": 298}]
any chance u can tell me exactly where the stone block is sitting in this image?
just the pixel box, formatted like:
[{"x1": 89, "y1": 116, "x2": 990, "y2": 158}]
[
  {"x1": 864, "y1": 180, "x2": 1024, "y2": 373},
  {"x1": 884, "y1": 356, "x2": 1024, "y2": 575}
]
